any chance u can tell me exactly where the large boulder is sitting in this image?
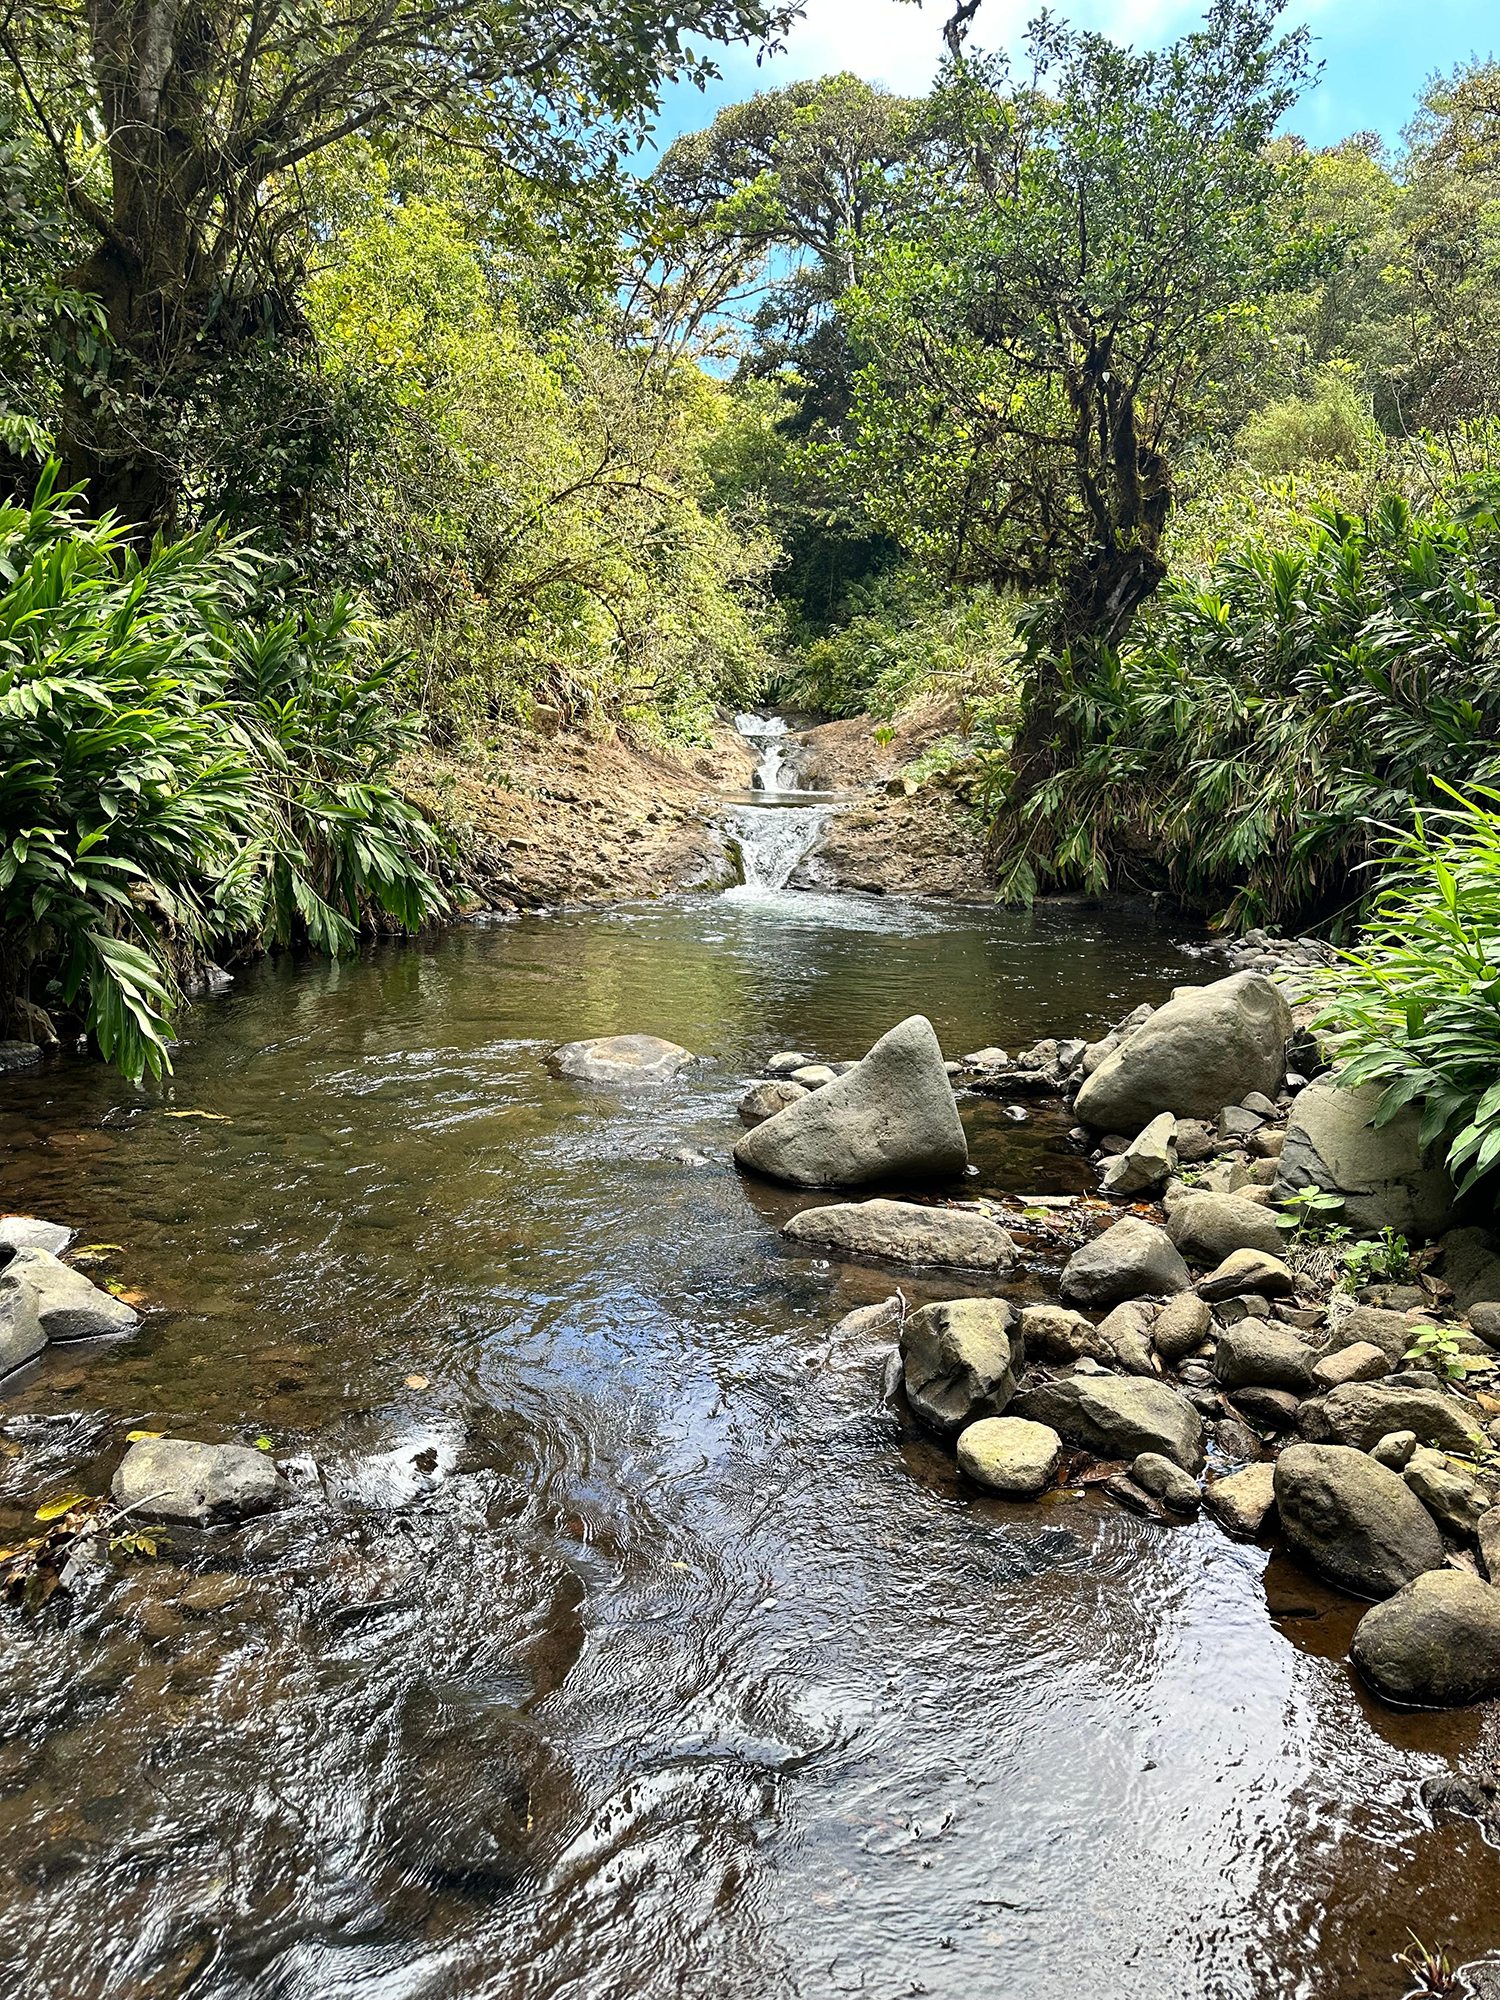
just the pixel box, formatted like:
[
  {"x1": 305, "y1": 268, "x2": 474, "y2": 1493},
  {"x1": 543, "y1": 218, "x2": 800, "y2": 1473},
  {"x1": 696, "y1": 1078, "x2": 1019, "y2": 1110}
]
[
  {"x1": 734, "y1": 1016, "x2": 967, "y2": 1189},
  {"x1": 1012, "y1": 1373, "x2": 1204, "y2": 1470},
  {"x1": 1297, "y1": 1380, "x2": 1484, "y2": 1456},
  {"x1": 1166, "y1": 1194, "x2": 1284, "y2": 1265},
  {"x1": 550, "y1": 1034, "x2": 695, "y2": 1086},
  {"x1": 1213, "y1": 1320, "x2": 1317, "y2": 1394},
  {"x1": 1351, "y1": 1571, "x2": 1500, "y2": 1707},
  {"x1": 1073, "y1": 973, "x2": 1292, "y2": 1135},
  {"x1": 783, "y1": 1200, "x2": 1016, "y2": 1272},
  {"x1": 957, "y1": 1416, "x2": 1062, "y2": 1496},
  {"x1": 1058, "y1": 1216, "x2": 1191, "y2": 1308},
  {"x1": 1274, "y1": 1442, "x2": 1445, "y2": 1599},
  {"x1": 1274, "y1": 1079, "x2": 1457, "y2": 1237},
  {"x1": 3, "y1": 1248, "x2": 137, "y2": 1342},
  {"x1": 900, "y1": 1299, "x2": 1022, "y2": 1435},
  {"x1": 112, "y1": 1438, "x2": 284, "y2": 1526}
]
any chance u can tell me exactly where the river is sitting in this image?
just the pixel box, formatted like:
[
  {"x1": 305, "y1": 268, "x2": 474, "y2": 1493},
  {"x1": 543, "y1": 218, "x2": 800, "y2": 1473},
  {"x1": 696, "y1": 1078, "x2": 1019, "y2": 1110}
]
[{"x1": 0, "y1": 751, "x2": 1494, "y2": 1999}]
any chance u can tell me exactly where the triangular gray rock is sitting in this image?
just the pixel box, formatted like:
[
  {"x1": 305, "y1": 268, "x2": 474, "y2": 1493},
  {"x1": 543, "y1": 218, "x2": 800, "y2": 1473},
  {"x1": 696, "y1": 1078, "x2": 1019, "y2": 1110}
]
[{"x1": 734, "y1": 1015, "x2": 967, "y2": 1188}]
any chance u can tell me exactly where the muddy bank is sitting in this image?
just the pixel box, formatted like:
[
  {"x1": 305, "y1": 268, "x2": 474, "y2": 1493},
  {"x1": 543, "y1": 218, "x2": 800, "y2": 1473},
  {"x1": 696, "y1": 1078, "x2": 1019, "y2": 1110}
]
[
  {"x1": 400, "y1": 720, "x2": 756, "y2": 911},
  {"x1": 402, "y1": 700, "x2": 996, "y2": 912}
]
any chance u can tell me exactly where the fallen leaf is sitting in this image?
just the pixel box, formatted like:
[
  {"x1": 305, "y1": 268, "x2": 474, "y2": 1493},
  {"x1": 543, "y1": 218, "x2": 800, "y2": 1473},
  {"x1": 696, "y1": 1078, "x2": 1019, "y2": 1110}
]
[
  {"x1": 404, "y1": 1374, "x2": 430, "y2": 1390},
  {"x1": 126, "y1": 1429, "x2": 164, "y2": 1443},
  {"x1": 34, "y1": 1493, "x2": 90, "y2": 1522},
  {"x1": 1476, "y1": 1392, "x2": 1500, "y2": 1414},
  {"x1": 76, "y1": 1244, "x2": 124, "y2": 1255},
  {"x1": 254, "y1": 1435, "x2": 273, "y2": 1451},
  {"x1": 163, "y1": 1110, "x2": 232, "y2": 1123}
]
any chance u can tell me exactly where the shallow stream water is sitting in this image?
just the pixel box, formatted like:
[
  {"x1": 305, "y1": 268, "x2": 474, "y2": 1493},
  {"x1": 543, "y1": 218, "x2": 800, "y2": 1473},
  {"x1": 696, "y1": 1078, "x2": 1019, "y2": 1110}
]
[{"x1": 0, "y1": 818, "x2": 1497, "y2": 1998}]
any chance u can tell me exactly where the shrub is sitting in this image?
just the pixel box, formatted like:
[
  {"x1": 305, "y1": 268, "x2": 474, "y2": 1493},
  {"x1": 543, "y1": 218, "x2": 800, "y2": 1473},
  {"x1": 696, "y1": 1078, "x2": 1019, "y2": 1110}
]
[
  {"x1": 776, "y1": 572, "x2": 1022, "y2": 722},
  {"x1": 0, "y1": 468, "x2": 446, "y2": 1078},
  {"x1": 1313, "y1": 787, "x2": 1500, "y2": 1206},
  {"x1": 991, "y1": 492, "x2": 1500, "y2": 922}
]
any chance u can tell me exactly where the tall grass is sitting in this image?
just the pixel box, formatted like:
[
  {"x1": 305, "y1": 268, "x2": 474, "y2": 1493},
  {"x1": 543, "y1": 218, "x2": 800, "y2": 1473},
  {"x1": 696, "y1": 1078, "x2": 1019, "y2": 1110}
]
[
  {"x1": 990, "y1": 493, "x2": 1500, "y2": 924},
  {"x1": 0, "y1": 468, "x2": 447, "y2": 1079}
]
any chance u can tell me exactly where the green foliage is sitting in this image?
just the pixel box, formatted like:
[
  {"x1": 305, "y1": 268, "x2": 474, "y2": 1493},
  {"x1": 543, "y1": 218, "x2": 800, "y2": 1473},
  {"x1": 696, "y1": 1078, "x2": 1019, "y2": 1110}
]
[
  {"x1": 1237, "y1": 365, "x2": 1384, "y2": 474},
  {"x1": 284, "y1": 167, "x2": 776, "y2": 744},
  {"x1": 1314, "y1": 788, "x2": 1500, "y2": 1206},
  {"x1": 775, "y1": 573, "x2": 1021, "y2": 721},
  {"x1": 826, "y1": 0, "x2": 1322, "y2": 663},
  {"x1": 1275, "y1": 1186, "x2": 1347, "y2": 1243},
  {"x1": 1336, "y1": 1228, "x2": 1412, "y2": 1292},
  {"x1": 0, "y1": 469, "x2": 445, "y2": 1079},
  {"x1": 993, "y1": 494, "x2": 1500, "y2": 921},
  {"x1": 1402, "y1": 1324, "x2": 1483, "y2": 1383}
]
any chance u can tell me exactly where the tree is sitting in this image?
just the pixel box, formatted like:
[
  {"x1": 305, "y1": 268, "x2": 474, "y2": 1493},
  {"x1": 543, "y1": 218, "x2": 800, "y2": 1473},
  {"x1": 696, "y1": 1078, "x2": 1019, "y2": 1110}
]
[
  {"x1": 826, "y1": 0, "x2": 1323, "y2": 764},
  {"x1": 0, "y1": 0, "x2": 799, "y2": 531}
]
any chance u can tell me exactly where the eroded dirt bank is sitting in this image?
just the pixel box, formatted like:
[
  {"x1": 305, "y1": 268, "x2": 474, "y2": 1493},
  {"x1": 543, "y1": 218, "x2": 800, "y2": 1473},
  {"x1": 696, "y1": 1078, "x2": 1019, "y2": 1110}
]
[
  {"x1": 400, "y1": 721, "x2": 757, "y2": 910},
  {"x1": 405, "y1": 698, "x2": 994, "y2": 911}
]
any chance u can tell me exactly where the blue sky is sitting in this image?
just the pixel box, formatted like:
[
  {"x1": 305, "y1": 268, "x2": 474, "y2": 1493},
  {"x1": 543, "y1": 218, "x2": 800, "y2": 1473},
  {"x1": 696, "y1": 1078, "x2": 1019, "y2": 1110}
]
[{"x1": 649, "y1": 0, "x2": 1497, "y2": 158}]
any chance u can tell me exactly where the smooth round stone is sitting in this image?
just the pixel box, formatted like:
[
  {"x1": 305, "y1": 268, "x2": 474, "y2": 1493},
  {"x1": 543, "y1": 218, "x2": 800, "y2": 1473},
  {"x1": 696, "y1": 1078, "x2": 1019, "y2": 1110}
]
[{"x1": 956, "y1": 1417, "x2": 1062, "y2": 1497}]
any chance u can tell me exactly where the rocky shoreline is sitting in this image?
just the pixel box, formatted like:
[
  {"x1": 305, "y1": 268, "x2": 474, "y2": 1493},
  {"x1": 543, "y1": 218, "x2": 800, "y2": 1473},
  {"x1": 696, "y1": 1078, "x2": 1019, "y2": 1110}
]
[{"x1": 707, "y1": 973, "x2": 1500, "y2": 1720}]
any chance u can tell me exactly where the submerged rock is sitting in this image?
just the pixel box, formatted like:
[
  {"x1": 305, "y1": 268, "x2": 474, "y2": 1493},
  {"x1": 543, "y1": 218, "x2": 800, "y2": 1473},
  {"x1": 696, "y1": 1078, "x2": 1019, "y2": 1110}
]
[
  {"x1": 900, "y1": 1299, "x2": 1021, "y2": 1435},
  {"x1": 957, "y1": 1415, "x2": 1062, "y2": 1496},
  {"x1": 112, "y1": 1438, "x2": 285, "y2": 1526},
  {"x1": 550, "y1": 1034, "x2": 695, "y2": 1086},
  {"x1": 1073, "y1": 972, "x2": 1292, "y2": 1135},
  {"x1": 782, "y1": 1199, "x2": 1016, "y2": 1272},
  {"x1": 1058, "y1": 1216, "x2": 1191, "y2": 1309},
  {"x1": 1166, "y1": 1193, "x2": 1285, "y2": 1265},
  {"x1": 737, "y1": 1079, "x2": 809, "y2": 1125},
  {"x1": 1274, "y1": 1442, "x2": 1444, "y2": 1599},
  {"x1": 1275, "y1": 1080, "x2": 1458, "y2": 1238},
  {"x1": 1352, "y1": 1570, "x2": 1500, "y2": 1707},
  {"x1": 734, "y1": 1015, "x2": 967, "y2": 1189},
  {"x1": 1013, "y1": 1372, "x2": 1203, "y2": 1470}
]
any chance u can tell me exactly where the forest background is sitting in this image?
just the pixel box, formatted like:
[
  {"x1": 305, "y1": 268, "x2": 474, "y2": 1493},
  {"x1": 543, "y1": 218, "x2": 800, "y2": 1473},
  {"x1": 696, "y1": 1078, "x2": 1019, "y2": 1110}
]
[{"x1": 3, "y1": 0, "x2": 1500, "y2": 1187}]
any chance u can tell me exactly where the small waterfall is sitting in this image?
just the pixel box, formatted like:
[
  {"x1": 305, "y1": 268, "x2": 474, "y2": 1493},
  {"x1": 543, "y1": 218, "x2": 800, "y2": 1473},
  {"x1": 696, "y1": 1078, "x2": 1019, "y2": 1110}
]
[
  {"x1": 722, "y1": 802, "x2": 832, "y2": 895},
  {"x1": 724, "y1": 712, "x2": 830, "y2": 898},
  {"x1": 733, "y1": 712, "x2": 791, "y2": 793}
]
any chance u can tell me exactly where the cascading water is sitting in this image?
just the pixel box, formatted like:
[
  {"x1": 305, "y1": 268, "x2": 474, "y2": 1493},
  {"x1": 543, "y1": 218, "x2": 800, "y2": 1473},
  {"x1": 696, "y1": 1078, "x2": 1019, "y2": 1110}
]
[
  {"x1": 732, "y1": 711, "x2": 791, "y2": 793},
  {"x1": 724, "y1": 713, "x2": 830, "y2": 896}
]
